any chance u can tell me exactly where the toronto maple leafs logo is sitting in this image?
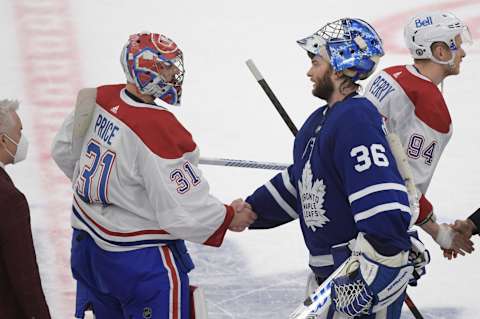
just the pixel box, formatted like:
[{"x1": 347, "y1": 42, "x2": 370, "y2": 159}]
[{"x1": 298, "y1": 160, "x2": 329, "y2": 231}]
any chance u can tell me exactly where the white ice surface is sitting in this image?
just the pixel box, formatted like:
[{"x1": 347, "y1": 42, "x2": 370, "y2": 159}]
[{"x1": 1, "y1": 0, "x2": 480, "y2": 318}]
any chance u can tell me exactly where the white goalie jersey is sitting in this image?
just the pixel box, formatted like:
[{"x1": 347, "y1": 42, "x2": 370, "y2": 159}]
[
  {"x1": 52, "y1": 84, "x2": 234, "y2": 251},
  {"x1": 364, "y1": 65, "x2": 452, "y2": 224}
]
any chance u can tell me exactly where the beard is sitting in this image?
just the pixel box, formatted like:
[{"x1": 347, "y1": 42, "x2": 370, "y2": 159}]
[{"x1": 312, "y1": 69, "x2": 334, "y2": 100}]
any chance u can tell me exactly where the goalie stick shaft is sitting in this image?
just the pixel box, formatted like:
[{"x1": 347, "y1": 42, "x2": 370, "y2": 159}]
[
  {"x1": 404, "y1": 294, "x2": 424, "y2": 319},
  {"x1": 246, "y1": 58, "x2": 424, "y2": 319},
  {"x1": 288, "y1": 258, "x2": 350, "y2": 318},
  {"x1": 246, "y1": 59, "x2": 298, "y2": 136},
  {"x1": 199, "y1": 157, "x2": 289, "y2": 170}
]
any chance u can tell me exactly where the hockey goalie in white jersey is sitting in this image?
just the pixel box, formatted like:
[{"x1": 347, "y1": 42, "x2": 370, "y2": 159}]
[
  {"x1": 51, "y1": 32, "x2": 256, "y2": 319},
  {"x1": 364, "y1": 12, "x2": 474, "y2": 257}
]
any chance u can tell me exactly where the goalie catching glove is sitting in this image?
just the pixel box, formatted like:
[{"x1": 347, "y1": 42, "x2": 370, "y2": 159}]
[
  {"x1": 331, "y1": 233, "x2": 414, "y2": 316},
  {"x1": 408, "y1": 231, "x2": 430, "y2": 286}
]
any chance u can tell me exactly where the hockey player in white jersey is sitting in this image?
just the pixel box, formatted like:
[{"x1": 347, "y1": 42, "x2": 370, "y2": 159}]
[
  {"x1": 51, "y1": 32, "x2": 256, "y2": 319},
  {"x1": 364, "y1": 12, "x2": 474, "y2": 258}
]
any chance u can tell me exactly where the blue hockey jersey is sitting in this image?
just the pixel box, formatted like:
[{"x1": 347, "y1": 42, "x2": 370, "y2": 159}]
[{"x1": 246, "y1": 94, "x2": 412, "y2": 278}]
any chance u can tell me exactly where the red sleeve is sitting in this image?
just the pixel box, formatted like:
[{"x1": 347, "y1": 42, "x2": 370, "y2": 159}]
[
  {"x1": 0, "y1": 193, "x2": 51, "y2": 318},
  {"x1": 415, "y1": 194, "x2": 434, "y2": 225},
  {"x1": 203, "y1": 205, "x2": 235, "y2": 247}
]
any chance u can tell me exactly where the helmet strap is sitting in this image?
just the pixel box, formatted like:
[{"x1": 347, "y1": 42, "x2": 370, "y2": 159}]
[{"x1": 429, "y1": 46, "x2": 457, "y2": 68}]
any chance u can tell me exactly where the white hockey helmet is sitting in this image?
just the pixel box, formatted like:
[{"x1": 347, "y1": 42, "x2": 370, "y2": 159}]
[{"x1": 404, "y1": 12, "x2": 472, "y2": 64}]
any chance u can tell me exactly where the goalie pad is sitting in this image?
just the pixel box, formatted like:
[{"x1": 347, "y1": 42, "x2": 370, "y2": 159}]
[
  {"x1": 331, "y1": 233, "x2": 413, "y2": 316},
  {"x1": 190, "y1": 286, "x2": 207, "y2": 319},
  {"x1": 305, "y1": 240, "x2": 355, "y2": 298},
  {"x1": 72, "y1": 88, "x2": 97, "y2": 158},
  {"x1": 408, "y1": 231, "x2": 430, "y2": 286}
]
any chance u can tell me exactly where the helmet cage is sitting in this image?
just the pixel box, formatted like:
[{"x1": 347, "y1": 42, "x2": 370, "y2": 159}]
[
  {"x1": 297, "y1": 18, "x2": 384, "y2": 82},
  {"x1": 121, "y1": 32, "x2": 184, "y2": 106}
]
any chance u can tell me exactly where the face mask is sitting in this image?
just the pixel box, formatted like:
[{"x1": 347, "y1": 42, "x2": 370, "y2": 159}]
[{"x1": 3, "y1": 133, "x2": 29, "y2": 164}]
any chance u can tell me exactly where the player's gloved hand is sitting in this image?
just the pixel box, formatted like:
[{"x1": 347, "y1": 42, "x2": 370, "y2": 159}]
[
  {"x1": 331, "y1": 233, "x2": 413, "y2": 316},
  {"x1": 408, "y1": 231, "x2": 430, "y2": 286}
]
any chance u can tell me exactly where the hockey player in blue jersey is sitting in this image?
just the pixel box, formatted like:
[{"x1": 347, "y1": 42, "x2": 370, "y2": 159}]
[{"x1": 245, "y1": 18, "x2": 429, "y2": 318}]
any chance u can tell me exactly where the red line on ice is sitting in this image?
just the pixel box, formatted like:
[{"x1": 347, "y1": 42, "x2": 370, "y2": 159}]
[{"x1": 13, "y1": 0, "x2": 83, "y2": 316}]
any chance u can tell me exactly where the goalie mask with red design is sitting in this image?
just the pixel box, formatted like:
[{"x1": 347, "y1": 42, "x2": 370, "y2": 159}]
[{"x1": 121, "y1": 32, "x2": 184, "y2": 106}]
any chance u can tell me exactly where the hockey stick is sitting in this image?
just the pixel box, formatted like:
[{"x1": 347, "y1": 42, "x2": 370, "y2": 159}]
[
  {"x1": 288, "y1": 258, "x2": 351, "y2": 318},
  {"x1": 246, "y1": 58, "x2": 424, "y2": 319},
  {"x1": 246, "y1": 59, "x2": 298, "y2": 135},
  {"x1": 199, "y1": 157, "x2": 289, "y2": 170},
  {"x1": 404, "y1": 294, "x2": 424, "y2": 319}
]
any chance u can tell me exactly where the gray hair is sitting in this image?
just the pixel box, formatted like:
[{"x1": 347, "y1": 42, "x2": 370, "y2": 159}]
[{"x1": 0, "y1": 99, "x2": 19, "y2": 133}]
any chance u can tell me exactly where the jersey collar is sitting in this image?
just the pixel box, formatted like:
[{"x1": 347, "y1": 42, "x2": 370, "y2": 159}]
[
  {"x1": 406, "y1": 65, "x2": 432, "y2": 83},
  {"x1": 120, "y1": 88, "x2": 167, "y2": 111}
]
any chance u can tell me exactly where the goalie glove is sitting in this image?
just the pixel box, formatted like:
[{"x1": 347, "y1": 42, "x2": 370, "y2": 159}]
[
  {"x1": 408, "y1": 231, "x2": 430, "y2": 286},
  {"x1": 331, "y1": 233, "x2": 414, "y2": 317}
]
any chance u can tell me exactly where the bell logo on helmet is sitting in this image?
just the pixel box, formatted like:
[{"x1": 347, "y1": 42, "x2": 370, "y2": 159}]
[
  {"x1": 414, "y1": 16, "x2": 433, "y2": 28},
  {"x1": 404, "y1": 12, "x2": 472, "y2": 63}
]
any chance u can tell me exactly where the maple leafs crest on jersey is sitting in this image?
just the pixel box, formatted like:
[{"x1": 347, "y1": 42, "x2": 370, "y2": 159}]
[
  {"x1": 246, "y1": 96, "x2": 412, "y2": 277},
  {"x1": 299, "y1": 160, "x2": 329, "y2": 231}
]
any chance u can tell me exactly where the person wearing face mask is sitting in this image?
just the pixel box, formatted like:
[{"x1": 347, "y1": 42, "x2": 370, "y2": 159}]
[{"x1": 0, "y1": 99, "x2": 51, "y2": 319}]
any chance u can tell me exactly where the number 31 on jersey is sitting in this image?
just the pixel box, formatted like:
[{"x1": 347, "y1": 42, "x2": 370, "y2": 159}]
[{"x1": 76, "y1": 139, "x2": 116, "y2": 205}]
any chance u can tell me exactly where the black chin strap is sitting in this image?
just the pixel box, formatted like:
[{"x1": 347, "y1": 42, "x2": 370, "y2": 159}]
[{"x1": 124, "y1": 88, "x2": 156, "y2": 106}]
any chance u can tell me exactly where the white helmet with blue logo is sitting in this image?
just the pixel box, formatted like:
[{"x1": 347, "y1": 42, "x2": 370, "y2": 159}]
[
  {"x1": 297, "y1": 18, "x2": 384, "y2": 82},
  {"x1": 404, "y1": 12, "x2": 472, "y2": 64}
]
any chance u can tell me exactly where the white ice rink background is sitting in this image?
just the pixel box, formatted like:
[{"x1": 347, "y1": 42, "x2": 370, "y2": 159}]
[{"x1": 1, "y1": 0, "x2": 480, "y2": 318}]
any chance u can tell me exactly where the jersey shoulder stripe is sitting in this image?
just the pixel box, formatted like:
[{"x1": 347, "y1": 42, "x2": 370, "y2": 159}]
[
  {"x1": 384, "y1": 65, "x2": 451, "y2": 133},
  {"x1": 96, "y1": 84, "x2": 196, "y2": 159}
]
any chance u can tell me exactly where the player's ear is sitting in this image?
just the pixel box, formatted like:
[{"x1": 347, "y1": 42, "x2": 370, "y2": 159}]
[
  {"x1": 333, "y1": 71, "x2": 343, "y2": 79},
  {"x1": 431, "y1": 42, "x2": 450, "y2": 61}
]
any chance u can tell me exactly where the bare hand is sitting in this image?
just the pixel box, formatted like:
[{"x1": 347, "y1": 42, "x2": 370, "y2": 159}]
[
  {"x1": 440, "y1": 221, "x2": 475, "y2": 260},
  {"x1": 230, "y1": 198, "x2": 252, "y2": 212},
  {"x1": 436, "y1": 223, "x2": 474, "y2": 256},
  {"x1": 442, "y1": 248, "x2": 458, "y2": 260},
  {"x1": 229, "y1": 199, "x2": 257, "y2": 232},
  {"x1": 452, "y1": 219, "x2": 477, "y2": 239}
]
